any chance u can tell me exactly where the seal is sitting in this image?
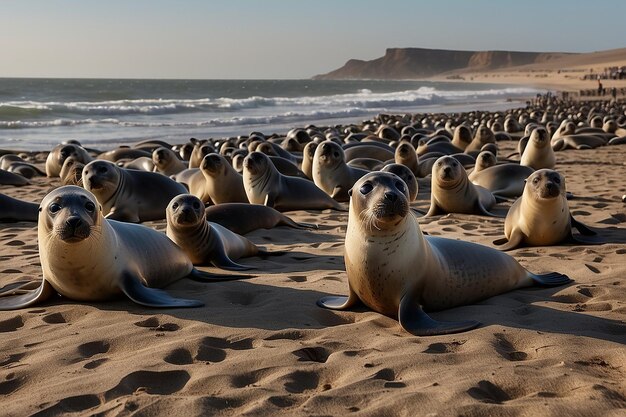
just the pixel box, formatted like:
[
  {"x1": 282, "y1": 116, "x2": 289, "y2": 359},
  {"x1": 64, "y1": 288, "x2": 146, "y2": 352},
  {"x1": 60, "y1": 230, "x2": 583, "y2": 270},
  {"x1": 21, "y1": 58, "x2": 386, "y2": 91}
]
[
  {"x1": 451, "y1": 125, "x2": 473, "y2": 150},
  {"x1": 0, "y1": 193, "x2": 39, "y2": 222},
  {"x1": 317, "y1": 172, "x2": 571, "y2": 336},
  {"x1": 464, "y1": 125, "x2": 496, "y2": 154},
  {"x1": 243, "y1": 151, "x2": 345, "y2": 212},
  {"x1": 380, "y1": 163, "x2": 418, "y2": 202},
  {"x1": 152, "y1": 146, "x2": 187, "y2": 176},
  {"x1": 494, "y1": 169, "x2": 597, "y2": 250},
  {"x1": 189, "y1": 138, "x2": 216, "y2": 168},
  {"x1": 45, "y1": 143, "x2": 93, "y2": 177},
  {"x1": 119, "y1": 156, "x2": 155, "y2": 172},
  {"x1": 82, "y1": 160, "x2": 187, "y2": 222},
  {"x1": 205, "y1": 203, "x2": 317, "y2": 235},
  {"x1": 59, "y1": 156, "x2": 85, "y2": 187},
  {"x1": 313, "y1": 140, "x2": 368, "y2": 202},
  {"x1": 166, "y1": 194, "x2": 274, "y2": 269},
  {"x1": 426, "y1": 156, "x2": 498, "y2": 217},
  {"x1": 0, "y1": 169, "x2": 30, "y2": 186},
  {"x1": 301, "y1": 142, "x2": 318, "y2": 180},
  {"x1": 520, "y1": 127, "x2": 556, "y2": 170},
  {"x1": 394, "y1": 142, "x2": 419, "y2": 176},
  {"x1": 0, "y1": 186, "x2": 246, "y2": 310},
  {"x1": 193, "y1": 153, "x2": 248, "y2": 204},
  {"x1": 99, "y1": 148, "x2": 151, "y2": 162},
  {"x1": 468, "y1": 152, "x2": 534, "y2": 198}
]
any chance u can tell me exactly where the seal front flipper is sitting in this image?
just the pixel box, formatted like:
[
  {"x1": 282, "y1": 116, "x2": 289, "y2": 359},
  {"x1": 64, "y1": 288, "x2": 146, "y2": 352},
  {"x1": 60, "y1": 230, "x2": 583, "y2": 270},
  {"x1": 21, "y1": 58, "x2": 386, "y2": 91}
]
[
  {"x1": 398, "y1": 293, "x2": 480, "y2": 336},
  {"x1": 0, "y1": 279, "x2": 56, "y2": 310},
  {"x1": 317, "y1": 286, "x2": 360, "y2": 310},
  {"x1": 208, "y1": 241, "x2": 254, "y2": 271},
  {"x1": 570, "y1": 216, "x2": 596, "y2": 236},
  {"x1": 476, "y1": 201, "x2": 504, "y2": 218},
  {"x1": 493, "y1": 230, "x2": 524, "y2": 251},
  {"x1": 529, "y1": 272, "x2": 571, "y2": 287},
  {"x1": 119, "y1": 271, "x2": 203, "y2": 308}
]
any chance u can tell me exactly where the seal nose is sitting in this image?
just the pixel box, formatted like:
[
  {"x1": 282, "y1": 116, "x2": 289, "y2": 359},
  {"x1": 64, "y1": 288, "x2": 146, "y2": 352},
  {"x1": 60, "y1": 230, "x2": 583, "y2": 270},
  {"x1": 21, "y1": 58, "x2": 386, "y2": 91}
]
[
  {"x1": 546, "y1": 182, "x2": 554, "y2": 190},
  {"x1": 443, "y1": 166, "x2": 452, "y2": 175},
  {"x1": 384, "y1": 191, "x2": 398, "y2": 202},
  {"x1": 66, "y1": 216, "x2": 83, "y2": 229}
]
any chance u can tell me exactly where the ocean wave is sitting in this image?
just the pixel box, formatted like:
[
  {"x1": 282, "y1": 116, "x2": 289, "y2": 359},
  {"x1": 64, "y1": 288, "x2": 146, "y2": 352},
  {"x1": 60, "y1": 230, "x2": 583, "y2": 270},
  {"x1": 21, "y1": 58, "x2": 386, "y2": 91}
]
[{"x1": 0, "y1": 86, "x2": 540, "y2": 119}]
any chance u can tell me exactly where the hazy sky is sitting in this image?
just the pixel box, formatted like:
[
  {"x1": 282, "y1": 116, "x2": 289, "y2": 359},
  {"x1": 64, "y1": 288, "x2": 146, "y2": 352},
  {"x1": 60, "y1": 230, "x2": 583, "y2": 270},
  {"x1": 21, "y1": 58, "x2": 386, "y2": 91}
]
[{"x1": 1, "y1": 0, "x2": 625, "y2": 79}]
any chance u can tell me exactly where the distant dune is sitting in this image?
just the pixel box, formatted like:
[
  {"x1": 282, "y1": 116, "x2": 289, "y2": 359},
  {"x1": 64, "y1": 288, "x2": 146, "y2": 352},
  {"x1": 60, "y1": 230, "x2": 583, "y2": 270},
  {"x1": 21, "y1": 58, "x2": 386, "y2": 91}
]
[{"x1": 313, "y1": 47, "x2": 575, "y2": 80}]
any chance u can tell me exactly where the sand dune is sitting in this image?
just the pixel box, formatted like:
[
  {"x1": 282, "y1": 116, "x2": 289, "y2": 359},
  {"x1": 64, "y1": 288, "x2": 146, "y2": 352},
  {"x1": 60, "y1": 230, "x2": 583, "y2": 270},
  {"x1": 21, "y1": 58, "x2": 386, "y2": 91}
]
[{"x1": 0, "y1": 139, "x2": 625, "y2": 416}]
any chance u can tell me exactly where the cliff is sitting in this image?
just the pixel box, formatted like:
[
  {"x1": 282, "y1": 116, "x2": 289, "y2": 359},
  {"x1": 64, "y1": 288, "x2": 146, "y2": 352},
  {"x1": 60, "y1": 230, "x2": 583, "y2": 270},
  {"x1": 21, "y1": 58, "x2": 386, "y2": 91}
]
[{"x1": 313, "y1": 48, "x2": 575, "y2": 80}]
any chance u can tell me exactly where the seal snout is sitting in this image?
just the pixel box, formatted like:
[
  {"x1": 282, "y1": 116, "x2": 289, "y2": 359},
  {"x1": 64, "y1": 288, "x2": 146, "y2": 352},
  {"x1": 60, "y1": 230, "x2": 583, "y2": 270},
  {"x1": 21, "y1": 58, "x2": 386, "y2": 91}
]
[{"x1": 58, "y1": 215, "x2": 91, "y2": 242}]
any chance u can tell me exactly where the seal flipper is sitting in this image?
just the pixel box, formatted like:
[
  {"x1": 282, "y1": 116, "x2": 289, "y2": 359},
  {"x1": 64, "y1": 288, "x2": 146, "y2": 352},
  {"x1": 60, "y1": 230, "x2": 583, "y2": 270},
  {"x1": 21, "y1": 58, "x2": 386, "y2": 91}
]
[
  {"x1": 398, "y1": 293, "x2": 480, "y2": 336},
  {"x1": 476, "y1": 200, "x2": 503, "y2": 218},
  {"x1": 263, "y1": 193, "x2": 275, "y2": 208},
  {"x1": 570, "y1": 216, "x2": 596, "y2": 236},
  {"x1": 493, "y1": 230, "x2": 524, "y2": 251},
  {"x1": 0, "y1": 279, "x2": 56, "y2": 311},
  {"x1": 119, "y1": 271, "x2": 203, "y2": 308},
  {"x1": 208, "y1": 240, "x2": 254, "y2": 271},
  {"x1": 317, "y1": 286, "x2": 360, "y2": 310},
  {"x1": 425, "y1": 201, "x2": 444, "y2": 217},
  {"x1": 529, "y1": 272, "x2": 571, "y2": 287},
  {"x1": 186, "y1": 268, "x2": 253, "y2": 281}
]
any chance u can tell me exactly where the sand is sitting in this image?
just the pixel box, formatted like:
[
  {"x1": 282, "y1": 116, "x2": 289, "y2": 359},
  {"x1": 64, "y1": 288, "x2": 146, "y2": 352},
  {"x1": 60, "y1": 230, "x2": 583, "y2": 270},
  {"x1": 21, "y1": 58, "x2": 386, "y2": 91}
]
[{"x1": 0, "y1": 136, "x2": 625, "y2": 416}]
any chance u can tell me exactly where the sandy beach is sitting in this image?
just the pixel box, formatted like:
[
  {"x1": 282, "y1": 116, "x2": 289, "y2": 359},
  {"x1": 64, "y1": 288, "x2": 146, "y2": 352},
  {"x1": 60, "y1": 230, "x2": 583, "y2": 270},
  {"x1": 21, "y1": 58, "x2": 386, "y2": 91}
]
[{"x1": 1, "y1": 107, "x2": 625, "y2": 416}]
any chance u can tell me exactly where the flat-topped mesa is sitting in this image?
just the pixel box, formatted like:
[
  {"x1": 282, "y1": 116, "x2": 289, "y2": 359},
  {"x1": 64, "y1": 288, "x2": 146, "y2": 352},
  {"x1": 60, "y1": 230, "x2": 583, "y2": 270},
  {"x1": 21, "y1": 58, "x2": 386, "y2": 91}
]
[{"x1": 313, "y1": 47, "x2": 574, "y2": 80}]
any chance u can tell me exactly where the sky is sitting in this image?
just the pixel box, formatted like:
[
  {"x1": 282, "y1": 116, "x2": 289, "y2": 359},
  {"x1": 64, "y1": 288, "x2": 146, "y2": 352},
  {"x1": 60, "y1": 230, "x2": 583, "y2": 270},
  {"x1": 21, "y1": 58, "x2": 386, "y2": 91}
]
[{"x1": 1, "y1": 0, "x2": 625, "y2": 79}]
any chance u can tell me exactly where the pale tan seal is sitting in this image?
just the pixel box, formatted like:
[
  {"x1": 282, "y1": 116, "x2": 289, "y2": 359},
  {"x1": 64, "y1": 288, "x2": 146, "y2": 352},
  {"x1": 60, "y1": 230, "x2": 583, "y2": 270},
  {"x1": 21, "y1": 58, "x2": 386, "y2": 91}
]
[
  {"x1": 189, "y1": 138, "x2": 216, "y2": 168},
  {"x1": 394, "y1": 142, "x2": 419, "y2": 176},
  {"x1": 451, "y1": 125, "x2": 473, "y2": 150},
  {"x1": 0, "y1": 186, "x2": 245, "y2": 310},
  {"x1": 152, "y1": 146, "x2": 187, "y2": 176},
  {"x1": 520, "y1": 127, "x2": 556, "y2": 170},
  {"x1": 494, "y1": 169, "x2": 597, "y2": 250},
  {"x1": 193, "y1": 153, "x2": 248, "y2": 204},
  {"x1": 82, "y1": 160, "x2": 187, "y2": 222},
  {"x1": 119, "y1": 156, "x2": 155, "y2": 172},
  {"x1": 312, "y1": 140, "x2": 368, "y2": 202},
  {"x1": 45, "y1": 143, "x2": 93, "y2": 177},
  {"x1": 317, "y1": 172, "x2": 570, "y2": 336},
  {"x1": 468, "y1": 152, "x2": 534, "y2": 198},
  {"x1": 243, "y1": 151, "x2": 345, "y2": 212},
  {"x1": 166, "y1": 194, "x2": 273, "y2": 269},
  {"x1": 301, "y1": 142, "x2": 318, "y2": 180},
  {"x1": 464, "y1": 125, "x2": 496, "y2": 154},
  {"x1": 426, "y1": 156, "x2": 498, "y2": 217},
  {"x1": 59, "y1": 156, "x2": 85, "y2": 187}
]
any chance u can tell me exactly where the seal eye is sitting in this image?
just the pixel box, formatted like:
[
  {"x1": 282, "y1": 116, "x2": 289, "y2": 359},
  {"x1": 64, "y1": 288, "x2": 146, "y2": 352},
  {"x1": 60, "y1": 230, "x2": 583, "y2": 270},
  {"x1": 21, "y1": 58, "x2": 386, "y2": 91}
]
[
  {"x1": 85, "y1": 202, "x2": 95, "y2": 212},
  {"x1": 97, "y1": 166, "x2": 107, "y2": 174},
  {"x1": 193, "y1": 201, "x2": 201, "y2": 210},
  {"x1": 49, "y1": 203, "x2": 61, "y2": 214},
  {"x1": 172, "y1": 202, "x2": 179, "y2": 210},
  {"x1": 533, "y1": 177, "x2": 540, "y2": 184},
  {"x1": 553, "y1": 177, "x2": 561, "y2": 184},
  {"x1": 396, "y1": 181, "x2": 406, "y2": 193},
  {"x1": 359, "y1": 183, "x2": 373, "y2": 195}
]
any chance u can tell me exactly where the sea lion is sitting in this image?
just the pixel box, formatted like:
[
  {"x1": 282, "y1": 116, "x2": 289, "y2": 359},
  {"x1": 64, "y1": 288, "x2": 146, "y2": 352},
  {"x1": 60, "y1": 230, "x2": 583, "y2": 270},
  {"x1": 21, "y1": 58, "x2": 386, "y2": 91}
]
[
  {"x1": 243, "y1": 151, "x2": 345, "y2": 212},
  {"x1": 0, "y1": 186, "x2": 245, "y2": 310},
  {"x1": 317, "y1": 172, "x2": 570, "y2": 336},
  {"x1": 0, "y1": 193, "x2": 39, "y2": 222},
  {"x1": 468, "y1": 152, "x2": 534, "y2": 198},
  {"x1": 166, "y1": 194, "x2": 270, "y2": 269},
  {"x1": 0, "y1": 169, "x2": 30, "y2": 186},
  {"x1": 45, "y1": 143, "x2": 93, "y2": 177},
  {"x1": 380, "y1": 163, "x2": 418, "y2": 202},
  {"x1": 205, "y1": 203, "x2": 317, "y2": 235},
  {"x1": 494, "y1": 169, "x2": 597, "y2": 250},
  {"x1": 194, "y1": 153, "x2": 248, "y2": 204},
  {"x1": 82, "y1": 160, "x2": 187, "y2": 222},
  {"x1": 520, "y1": 127, "x2": 556, "y2": 170},
  {"x1": 313, "y1": 140, "x2": 368, "y2": 202},
  {"x1": 59, "y1": 157, "x2": 85, "y2": 186},
  {"x1": 152, "y1": 146, "x2": 187, "y2": 176},
  {"x1": 426, "y1": 156, "x2": 498, "y2": 217}
]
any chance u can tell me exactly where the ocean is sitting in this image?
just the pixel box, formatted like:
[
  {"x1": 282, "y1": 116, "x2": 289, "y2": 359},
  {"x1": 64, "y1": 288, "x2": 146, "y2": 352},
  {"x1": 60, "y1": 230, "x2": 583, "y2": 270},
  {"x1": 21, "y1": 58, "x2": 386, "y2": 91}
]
[{"x1": 0, "y1": 78, "x2": 542, "y2": 151}]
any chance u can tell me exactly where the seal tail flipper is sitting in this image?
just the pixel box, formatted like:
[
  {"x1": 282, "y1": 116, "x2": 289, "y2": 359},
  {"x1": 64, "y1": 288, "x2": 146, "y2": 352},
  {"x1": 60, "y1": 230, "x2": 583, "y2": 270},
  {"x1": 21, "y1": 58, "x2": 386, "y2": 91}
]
[
  {"x1": 570, "y1": 216, "x2": 597, "y2": 236},
  {"x1": 0, "y1": 280, "x2": 56, "y2": 311},
  {"x1": 529, "y1": 272, "x2": 572, "y2": 287},
  {"x1": 120, "y1": 272, "x2": 203, "y2": 308},
  {"x1": 493, "y1": 231, "x2": 524, "y2": 251},
  {"x1": 398, "y1": 294, "x2": 480, "y2": 336},
  {"x1": 187, "y1": 268, "x2": 253, "y2": 282}
]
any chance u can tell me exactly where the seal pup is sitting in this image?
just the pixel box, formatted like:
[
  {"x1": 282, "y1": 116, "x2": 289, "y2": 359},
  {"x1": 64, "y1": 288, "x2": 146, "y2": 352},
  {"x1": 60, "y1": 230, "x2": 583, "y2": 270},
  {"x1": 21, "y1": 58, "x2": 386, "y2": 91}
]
[
  {"x1": 426, "y1": 156, "x2": 499, "y2": 217},
  {"x1": 189, "y1": 139, "x2": 216, "y2": 168},
  {"x1": 193, "y1": 153, "x2": 248, "y2": 204},
  {"x1": 520, "y1": 127, "x2": 556, "y2": 170},
  {"x1": 317, "y1": 172, "x2": 571, "y2": 336},
  {"x1": 45, "y1": 143, "x2": 93, "y2": 177},
  {"x1": 205, "y1": 203, "x2": 317, "y2": 235},
  {"x1": 0, "y1": 169, "x2": 30, "y2": 186},
  {"x1": 82, "y1": 160, "x2": 187, "y2": 222},
  {"x1": 59, "y1": 157, "x2": 85, "y2": 186},
  {"x1": 152, "y1": 146, "x2": 187, "y2": 176},
  {"x1": 468, "y1": 152, "x2": 534, "y2": 198},
  {"x1": 0, "y1": 186, "x2": 246, "y2": 310},
  {"x1": 465, "y1": 125, "x2": 496, "y2": 154},
  {"x1": 167, "y1": 194, "x2": 275, "y2": 269},
  {"x1": 0, "y1": 193, "x2": 39, "y2": 222},
  {"x1": 243, "y1": 151, "x2": 345, "y2": 212},
  {"x1": 313, "y1": 140, "x2": 368, "y2": 202},
  {"x1": 301, "y1": 142, "x2": 318, "y2": 180},
  {"x1": 494, "y1": 169, "x2": 597, "y2": 250}
]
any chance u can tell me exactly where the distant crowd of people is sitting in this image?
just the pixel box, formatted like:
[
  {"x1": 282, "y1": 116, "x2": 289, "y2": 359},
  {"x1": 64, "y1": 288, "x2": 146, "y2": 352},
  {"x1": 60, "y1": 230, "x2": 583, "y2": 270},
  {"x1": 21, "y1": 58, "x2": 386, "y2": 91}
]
[{"x1": 581, "y1": 66, "x2": 626, "y2": 81}]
